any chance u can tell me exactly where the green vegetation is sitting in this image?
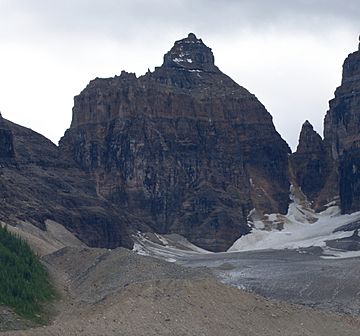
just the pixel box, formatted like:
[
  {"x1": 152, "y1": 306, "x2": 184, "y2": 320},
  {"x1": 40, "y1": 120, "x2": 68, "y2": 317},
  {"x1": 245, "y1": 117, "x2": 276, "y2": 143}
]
[{"x1": 0, "y1": 225, "x2": 56, "y2": 320}]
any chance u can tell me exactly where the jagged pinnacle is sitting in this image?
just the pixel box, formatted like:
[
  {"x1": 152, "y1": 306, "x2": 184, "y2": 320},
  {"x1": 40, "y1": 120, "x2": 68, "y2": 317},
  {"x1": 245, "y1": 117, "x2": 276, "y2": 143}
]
[
  {"x1": 162, "y1": 33, "x2": 219, "y2": 72},
  {"x1": 302, "y1": 120, "x2": 313, "y2": 128}
]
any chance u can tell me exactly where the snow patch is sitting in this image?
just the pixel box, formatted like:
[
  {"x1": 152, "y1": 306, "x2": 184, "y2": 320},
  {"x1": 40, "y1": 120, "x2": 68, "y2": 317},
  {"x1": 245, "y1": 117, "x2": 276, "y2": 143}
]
[
  {"x1": 132, "y1": 242, "x2": 150, "y2": 257},
  {"x1": 132, "y1": 187, "x2": 360, "y2": 261},
  {"x1": 155, "y1": 233, "x2": 169, "y2": 246},
  {"x1": 172, "y1": 55, "x2": 194, "y2": 64},
  {"x1": 229, "y1": 193, "x2": 360, "y2": 253},
  {"x1": 166, "y1": 258, "x2": 177, "y2": 263},
  {"x1": 173, "y1": 58, "x2": 183, "y2": 64},
  {"x1": 321, "y1": 248, "x2": 360, "y2": 260},
  {"x1": 132, "y1": 232, "x2": 211, "y2": 261}
]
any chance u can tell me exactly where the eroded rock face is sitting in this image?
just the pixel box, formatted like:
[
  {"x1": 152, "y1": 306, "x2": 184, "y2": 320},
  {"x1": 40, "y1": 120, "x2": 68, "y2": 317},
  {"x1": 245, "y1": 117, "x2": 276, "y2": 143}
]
[
  {"x1": 0, "y1": 118, "x2": 133, "y2": 249},
  {"x1": 339, "y1": 148, "x2": 360, "y2": 212},
  {"x1": 323, "y1": 41, "x2": 360, "y2": 213},
  {"x1": 290, "y1": 121, "x2": 331, "y2": 206},
  {"x1": 0, "y1": 114, "x2": 15, "y2": 160},
  {"x1": 60, "y1": 33, "x2": 291, "y2": 251},
  {"x1": 324, "y1": 44, "x2": 360, "y2": 160},
  {"x1": 293, "y1": 40, "x2": 360, "y2": 213}
]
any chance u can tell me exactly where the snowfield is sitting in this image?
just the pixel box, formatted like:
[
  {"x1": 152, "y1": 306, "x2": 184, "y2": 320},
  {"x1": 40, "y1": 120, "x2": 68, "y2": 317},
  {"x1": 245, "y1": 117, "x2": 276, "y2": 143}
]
[
  {"x1": 229, "y1": 201, "x2": 360, "y2": 259},
  {"x1": 134, "y1": 187, "x2": 360, "y2": 260}
]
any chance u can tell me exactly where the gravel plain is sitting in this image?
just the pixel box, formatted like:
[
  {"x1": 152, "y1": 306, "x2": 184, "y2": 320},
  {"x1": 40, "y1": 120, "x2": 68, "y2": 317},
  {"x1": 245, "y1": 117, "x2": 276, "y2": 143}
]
[
  {"x1": 1, "y1": 222, "x2": 360, "y2": 336},
  {"x1": 1, "y1": 246, "x2": 360, "y2": 336}
]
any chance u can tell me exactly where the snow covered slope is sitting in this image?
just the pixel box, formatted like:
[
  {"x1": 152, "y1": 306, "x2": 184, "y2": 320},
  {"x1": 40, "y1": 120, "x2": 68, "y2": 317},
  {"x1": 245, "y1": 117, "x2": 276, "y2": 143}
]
[
  {"x1": 134, "y1": 187, "x2": 360, "y2": 260},
  {"x1": 229, "y1": 187, "x2": 360, "y2": 259}
]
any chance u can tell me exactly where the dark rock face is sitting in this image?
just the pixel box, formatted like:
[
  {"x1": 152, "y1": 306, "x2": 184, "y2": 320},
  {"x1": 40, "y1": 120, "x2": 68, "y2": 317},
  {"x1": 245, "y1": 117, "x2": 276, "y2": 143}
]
[
  {"x1": 323, "y1": 42, "x2": 360, "y2": 213},
  {"x1": 162, "y1": 33, "x2": 219, "y2": 72},
  {"x1": 0, "y1": 118, "x2": 133, "y2": 249},
  {"x1": 324, "y1": 46, "x2": 360, "y2": 160},
  {"x1": 291, "y1": 40, "x2": 360, "y2": 213},
  {"x1": 60, "y1": 33, "x2": 290, "y2": 251},
  {"x1": 339, "y1": 148, "x2": 360, "y2": 212},
  {"x1": 290, "y1": 121, "x2": 331, "y2": 205},
  {"x1": 0, "y1": 115, "x2": 15, "y2": 160}
]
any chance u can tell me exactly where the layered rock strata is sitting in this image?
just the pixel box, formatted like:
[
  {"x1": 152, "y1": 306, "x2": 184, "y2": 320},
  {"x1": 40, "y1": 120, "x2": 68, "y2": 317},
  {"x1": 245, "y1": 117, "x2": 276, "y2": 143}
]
[
  {"x1": 323, "y1": 40, "x2": 360, "y2": 213},
  {"x1": 60, "y1": 33, "x2": 291, "y2": 251},
  {"x1": 0, "y1": 117, "x2": 132, "y2": 249}
]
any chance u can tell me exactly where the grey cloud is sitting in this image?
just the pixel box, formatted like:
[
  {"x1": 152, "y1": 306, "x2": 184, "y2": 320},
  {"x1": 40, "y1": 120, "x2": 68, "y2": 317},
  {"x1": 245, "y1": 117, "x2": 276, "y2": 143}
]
[
  {"x1": 0, "y1": 0, "x2": 358, "y2": 149},
  {"x1": 1, "y1": 0, "x2": 358, "y2": 42}
]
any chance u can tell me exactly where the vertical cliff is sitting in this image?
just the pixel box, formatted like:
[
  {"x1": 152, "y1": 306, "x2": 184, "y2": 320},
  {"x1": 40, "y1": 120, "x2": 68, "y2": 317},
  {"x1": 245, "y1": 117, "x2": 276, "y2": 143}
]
[
  {"x1": 0, "y1": 113, "x2": 15, "y2": 160},
  {"x1": 60, "y1": 33, "x2": 291, "y2": 251},
  {"x1": 324, "y1": 40, "x2": 360, "y2": 161},
  {"x1": 323, "y1": 39, "x2": 360, "y2": 213},
  {"x1": 292, "y1": 38, "x2": 360, "y2": 213},
  {"x1": 290, "y1": 120, "x2": 331, "y2": 206}
]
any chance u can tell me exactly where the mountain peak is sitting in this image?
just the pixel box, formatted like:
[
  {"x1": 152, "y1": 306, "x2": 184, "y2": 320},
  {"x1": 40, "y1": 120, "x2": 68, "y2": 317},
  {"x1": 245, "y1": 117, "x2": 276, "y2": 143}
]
[
  {"x1": 187, "y1": 32, "x2": 197, "y2": 39},
  {"x1": 339, "y1": 39, "x2": 360, "y2": 87},
  {"x1": 302, "y1": 120, "x2": 313, "y2": 129},
  {"x1": 162, "y1": 33, "x2": 219, "y2": 72},
  {"x1": 296, "y1": 120, "x2": 323, "y2": 154}
]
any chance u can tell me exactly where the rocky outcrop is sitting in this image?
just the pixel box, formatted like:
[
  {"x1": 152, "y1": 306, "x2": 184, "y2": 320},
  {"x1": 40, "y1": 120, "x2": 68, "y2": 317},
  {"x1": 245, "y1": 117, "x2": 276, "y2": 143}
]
[
  {"x1": 0, "y1": 117, "x2": 132, "y2": 249},
  {"x1": 339, "y1": 148, "x2": 360, "y2": 212},
  {"x1": 324, "y1": 42, "x2": 360, "y2": 160},
  {"x1": 0, "y1": 114, "x2": 15, "y2": 160},
  {"x1": 60, "y1": 33, "x2": 291, "y2": 251},
  {"x1": 323, "y1": 39, "x2": 360, "y2": 213},
  {"x1": 290, "y1": 120, "x2": 332, "y2": 206},
  {"x1": 291, "y1": 38, "x2": 360, "y2": 213}
]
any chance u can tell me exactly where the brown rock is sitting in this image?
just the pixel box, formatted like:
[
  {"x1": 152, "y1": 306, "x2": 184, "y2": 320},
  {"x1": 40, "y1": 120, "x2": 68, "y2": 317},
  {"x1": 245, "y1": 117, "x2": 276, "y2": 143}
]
[
  {"x1": 60, "y1": 33, "x2": 291, "y2": 251},
  {"x1": 0, "y1": 118, "x2": 133, "y2": 249}
]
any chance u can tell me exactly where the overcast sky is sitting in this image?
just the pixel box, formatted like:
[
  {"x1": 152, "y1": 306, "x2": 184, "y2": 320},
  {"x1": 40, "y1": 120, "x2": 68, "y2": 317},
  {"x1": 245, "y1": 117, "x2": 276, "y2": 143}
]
[{"x1": 0, "y1": 0, "x2": 359, "y2": 150}]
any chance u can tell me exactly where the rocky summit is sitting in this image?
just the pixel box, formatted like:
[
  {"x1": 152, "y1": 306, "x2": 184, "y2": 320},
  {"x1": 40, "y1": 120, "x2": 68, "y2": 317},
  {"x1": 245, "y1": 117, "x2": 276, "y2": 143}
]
[{"x1": 59, "y1": 33, "x2": 291, "y2": 251}]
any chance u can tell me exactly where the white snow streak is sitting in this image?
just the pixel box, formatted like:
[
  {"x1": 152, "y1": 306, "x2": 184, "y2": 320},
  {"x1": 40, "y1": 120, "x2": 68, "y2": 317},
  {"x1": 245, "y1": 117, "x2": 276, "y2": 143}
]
[{"x1": 229, "y1": 187, "x2": 360, "y2": 259}]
